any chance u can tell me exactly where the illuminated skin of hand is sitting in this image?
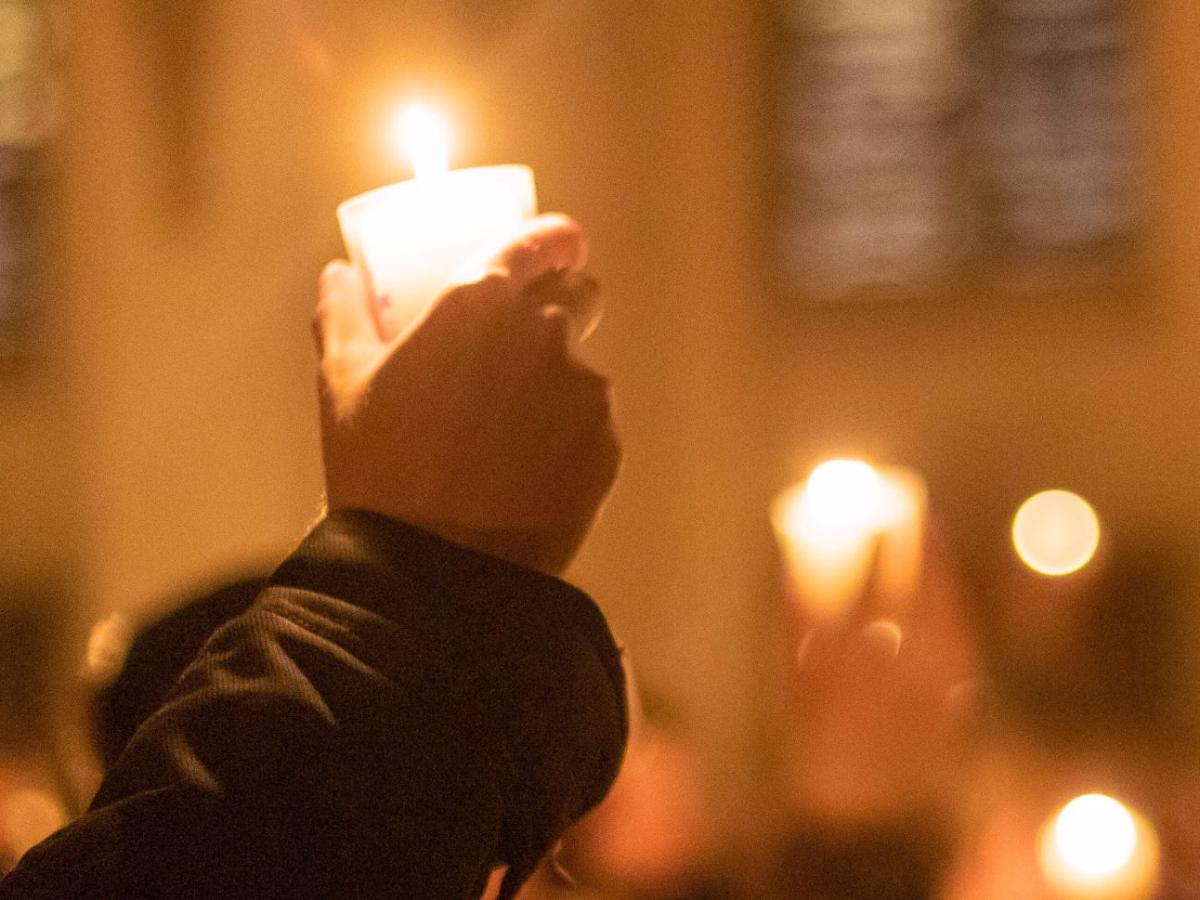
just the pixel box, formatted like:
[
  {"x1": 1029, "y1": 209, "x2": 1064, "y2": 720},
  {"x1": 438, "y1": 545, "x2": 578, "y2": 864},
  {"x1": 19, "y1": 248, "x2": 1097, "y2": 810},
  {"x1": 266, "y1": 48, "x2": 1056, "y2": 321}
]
[
  {"x1": 314, "y1": 214, "x2": 619, "y2": 576},
  {"x1": 785, "y1": 522, "x2": 979, "y2": 824}
]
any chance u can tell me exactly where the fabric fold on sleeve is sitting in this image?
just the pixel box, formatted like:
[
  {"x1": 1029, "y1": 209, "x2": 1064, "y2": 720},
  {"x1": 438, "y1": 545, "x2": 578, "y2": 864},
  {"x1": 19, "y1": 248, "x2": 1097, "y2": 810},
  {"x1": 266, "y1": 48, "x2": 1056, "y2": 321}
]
[{"x1": 0, "y1": 509, "x2": 627, "y2": 900}]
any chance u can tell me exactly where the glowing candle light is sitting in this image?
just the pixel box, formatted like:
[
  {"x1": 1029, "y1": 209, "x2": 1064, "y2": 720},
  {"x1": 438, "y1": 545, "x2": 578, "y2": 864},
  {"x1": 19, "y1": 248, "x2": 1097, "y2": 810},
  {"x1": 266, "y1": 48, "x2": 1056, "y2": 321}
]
[
  {"x1": 1012, "y1": 489, "x2": 1101, "y2": 576},
  {"x1": 395, "y1": 104, "x2": 451, "y2": 181},
  {"x1": 772, "y1": 460, "x2": 926, "y2": 620},
  {"x1": 1, "y1": 789, "x2": 67, "y2": 860},
  {"x1": 338, "y1": 102, "x2": 537, "y2": 340},
  {"x1": 1039, "y1": 793, "x2": 1159, "y2": 899}
]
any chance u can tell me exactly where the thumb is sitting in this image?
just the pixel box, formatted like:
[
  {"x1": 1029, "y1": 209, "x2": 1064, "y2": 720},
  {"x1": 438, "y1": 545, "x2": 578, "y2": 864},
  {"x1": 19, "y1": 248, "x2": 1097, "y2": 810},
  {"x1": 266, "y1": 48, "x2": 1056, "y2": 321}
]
[{"x1": 313, "y1": 261, "x2": 381, "y2": 363}]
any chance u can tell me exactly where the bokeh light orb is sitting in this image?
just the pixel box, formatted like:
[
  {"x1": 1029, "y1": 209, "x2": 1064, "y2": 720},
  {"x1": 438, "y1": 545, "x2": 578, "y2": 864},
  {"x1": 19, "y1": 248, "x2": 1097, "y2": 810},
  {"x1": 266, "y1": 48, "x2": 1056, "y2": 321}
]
[
  {"x1": 1011, "y1": 489, "x2": 1101, "y2": 576},
  {"x1": 1039, "y1": 793, "x2": 1159, "y2": 898},
  {"x1": 1053, "y1": 794, "x2": 1137, "y2": 880}
]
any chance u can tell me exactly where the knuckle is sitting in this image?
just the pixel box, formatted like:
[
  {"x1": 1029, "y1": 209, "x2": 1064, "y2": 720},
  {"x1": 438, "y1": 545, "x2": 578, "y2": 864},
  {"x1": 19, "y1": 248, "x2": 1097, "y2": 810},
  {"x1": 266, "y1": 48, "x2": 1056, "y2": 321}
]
[
  {"x1": 497, "y1": 240, "x2": 540, "y2": 281},
  {"x1": 499, "y1": 225, "x2": 583, "y2": 287},
  {"x1": 512, "y1": 218, "x2": 585, "y2": 270}
]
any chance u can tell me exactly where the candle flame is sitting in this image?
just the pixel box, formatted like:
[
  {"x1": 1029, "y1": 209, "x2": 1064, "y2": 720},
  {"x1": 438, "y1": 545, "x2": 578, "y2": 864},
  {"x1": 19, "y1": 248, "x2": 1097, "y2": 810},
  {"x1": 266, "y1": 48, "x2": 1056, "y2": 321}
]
[
  {"x1": 776, "y1": 460, "x2": 887, "y2": 550},
  {"x1": 772, "y1": 460, "x2": 926, "y2": 620},
  {"x1": 396, "y1": 103, "x2": 452, "y2": 180},
  {"x1": 772, "y1": 460, "x2": 884, "y2": 620}
]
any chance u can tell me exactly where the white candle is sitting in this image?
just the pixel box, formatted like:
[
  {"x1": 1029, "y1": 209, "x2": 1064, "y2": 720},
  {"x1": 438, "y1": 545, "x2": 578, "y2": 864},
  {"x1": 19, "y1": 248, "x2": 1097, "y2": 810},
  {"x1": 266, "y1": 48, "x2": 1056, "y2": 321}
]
[
  {"x1": 337, "y1": 104, "x2": 538, "y2": 340},
  {"x1": 772, "y1": 460, "x2": 926, "y2": 621}
]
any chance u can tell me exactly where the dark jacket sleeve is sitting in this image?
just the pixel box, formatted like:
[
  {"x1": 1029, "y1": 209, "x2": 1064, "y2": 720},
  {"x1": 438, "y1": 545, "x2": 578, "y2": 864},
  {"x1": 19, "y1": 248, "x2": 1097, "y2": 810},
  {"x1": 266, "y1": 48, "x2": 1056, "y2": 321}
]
[{"x1": 0, "y1": 511, "x2": 628, "y2": 900}]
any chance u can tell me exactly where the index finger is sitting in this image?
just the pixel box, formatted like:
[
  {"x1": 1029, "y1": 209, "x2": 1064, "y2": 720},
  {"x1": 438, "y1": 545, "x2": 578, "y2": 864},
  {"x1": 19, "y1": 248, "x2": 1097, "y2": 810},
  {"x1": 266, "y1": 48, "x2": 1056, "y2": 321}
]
[
  {"x1": 451, "y1": 213, "x2": 587, "y2": 299},
  {"x1": 426, "y1": 214, "x2": 589, "y2": 341},
  {"x1": 493, "y1": 213, "x2": 588, "y2": 291}
]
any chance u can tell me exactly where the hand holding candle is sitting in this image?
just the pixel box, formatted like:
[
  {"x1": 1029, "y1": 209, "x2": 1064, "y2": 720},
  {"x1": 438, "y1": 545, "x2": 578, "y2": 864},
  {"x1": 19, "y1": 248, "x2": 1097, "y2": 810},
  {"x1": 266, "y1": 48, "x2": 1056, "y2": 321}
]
[
  {"x1": 319, "y1": 102, "x2": 618, "y2": 572},
  {"x1": 315, "y1": 215, "x2": 619, "y2": 575},
  {"x1": 772, "y1": 461, "x2": 979, "y2": 824}
]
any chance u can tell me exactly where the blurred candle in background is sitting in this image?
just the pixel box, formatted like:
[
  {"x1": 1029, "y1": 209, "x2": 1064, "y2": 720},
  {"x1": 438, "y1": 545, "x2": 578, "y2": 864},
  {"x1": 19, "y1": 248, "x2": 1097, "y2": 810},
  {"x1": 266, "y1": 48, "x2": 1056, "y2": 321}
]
[
  {"x1": 772, "y1": 460, "x2": 926, "y2": 620},
  {"x1": 337, "y1": 102, "x2": 537, "y2": 340},
  {"x1": 1038, "y1": 793, "x2": 1159, "y2": 900}
]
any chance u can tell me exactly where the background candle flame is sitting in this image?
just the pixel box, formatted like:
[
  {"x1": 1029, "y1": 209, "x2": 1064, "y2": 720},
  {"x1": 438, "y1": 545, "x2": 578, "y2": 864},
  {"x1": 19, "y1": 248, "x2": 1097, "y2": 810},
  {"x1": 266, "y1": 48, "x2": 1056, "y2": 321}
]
[
  {"x1": 395, "y1": 103, "x2": 452, "y2": 180},
  {"x1": 772, "y1": 460, "x2": 926, "y2": 620}
]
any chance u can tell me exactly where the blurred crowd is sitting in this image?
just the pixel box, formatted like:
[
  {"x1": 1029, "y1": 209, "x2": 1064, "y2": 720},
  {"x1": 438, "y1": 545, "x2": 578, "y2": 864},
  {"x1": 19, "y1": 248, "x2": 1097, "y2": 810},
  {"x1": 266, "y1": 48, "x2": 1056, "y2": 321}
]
[{"x1": 2, "y1": 468, "x2": 1197, "y2": 899}]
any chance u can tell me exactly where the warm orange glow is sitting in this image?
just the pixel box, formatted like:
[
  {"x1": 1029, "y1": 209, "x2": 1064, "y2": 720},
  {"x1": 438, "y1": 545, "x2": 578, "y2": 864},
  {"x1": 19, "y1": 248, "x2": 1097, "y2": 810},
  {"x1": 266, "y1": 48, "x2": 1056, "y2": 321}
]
[
  {"x1": 1012, "y1": 490, "x2": 1101, "y2": 576},
  {"x1": 772, "y1": 460, "x2": 925, "y2": 619},
  {"x1": 1, "y1": 789, "x2": 67, "y2": 860},
  {"x1": 393, "y1": 103, "x2": 452, "y2": 180},
  {"x1": 1039, "y1": 793, "x2": 1159, "y2": 899},
  {"x1": 780, "y1": 460, "x2": 884, "y2": 544}
]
